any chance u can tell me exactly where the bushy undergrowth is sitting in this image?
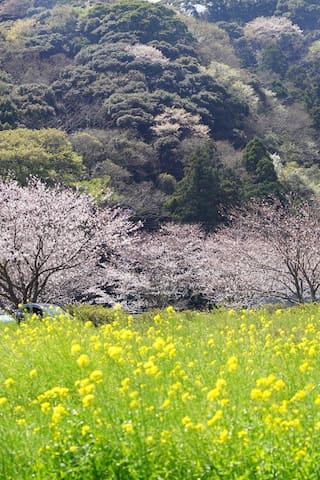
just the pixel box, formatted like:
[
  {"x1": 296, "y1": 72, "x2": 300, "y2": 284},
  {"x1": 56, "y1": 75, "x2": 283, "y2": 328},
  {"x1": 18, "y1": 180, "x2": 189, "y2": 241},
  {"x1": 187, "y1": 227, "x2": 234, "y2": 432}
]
[
  {"x1": 1, "y1": 305, "x2": 320, "y2": 478},
  {"x1": 67, "y1": 304, "x2": 120, "y2": 326}
]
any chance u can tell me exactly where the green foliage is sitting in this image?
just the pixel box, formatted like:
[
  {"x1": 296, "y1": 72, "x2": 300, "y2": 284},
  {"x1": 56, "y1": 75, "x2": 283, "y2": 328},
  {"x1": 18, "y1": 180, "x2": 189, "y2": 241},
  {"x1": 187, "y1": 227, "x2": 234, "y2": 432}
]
[
  {"x1": 167, "y1": 142, "x2": 239, "y2": 229},
  {"x1": 66, "y1": 304, "x2": 118, "y2": 325},
  {"x1": 262, "y1": 46, "x2": 288, "y2": 77},
  {"x1": 286, "y1": 59, "x2": 320, "y2": 129},
  {"x1": 13, "y1": 84, "x2": 58, "y2": 128},
  {"x1": 206, "y1": 0, "x2": 278, "y2": 23},
  {"x1": 0, "y1": 96, "x2": 18, "y2": 129},
  {"x1": 242, "y1": 136, "x2": 283, "y2": 198},
  {"x1": 276, "y1": 0, "x2": 320, "y2": 29},
  {"x1": 70, "y1": 131, "x2": 105, "y2": 173},
  {"x1": 84, "y1": 1, "x2": 192, "y2": 45},
  {"x1": 76, "y1": 176, "x2": 113, "y2": 203},
  {"x1": 0, "y1": 128, "x2": 85, "y2": 185},
  {"x1": 157, "y1": 173, "x2": 177, "y2": 195}
]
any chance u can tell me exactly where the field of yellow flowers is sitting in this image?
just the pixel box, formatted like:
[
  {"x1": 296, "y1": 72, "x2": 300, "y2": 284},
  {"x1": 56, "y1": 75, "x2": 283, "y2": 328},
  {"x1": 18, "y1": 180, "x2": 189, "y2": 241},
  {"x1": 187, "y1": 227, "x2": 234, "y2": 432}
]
[{"x1": 1, "y1": 305, "x2": 320, "y2": 479}]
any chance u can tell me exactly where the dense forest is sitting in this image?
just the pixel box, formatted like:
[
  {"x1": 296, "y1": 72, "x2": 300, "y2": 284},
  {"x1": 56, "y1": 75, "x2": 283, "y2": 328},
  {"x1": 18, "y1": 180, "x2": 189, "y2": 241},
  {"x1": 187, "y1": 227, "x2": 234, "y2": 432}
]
[{"x1": 0, "y1": 0, "x2": 319, "y2": 228}]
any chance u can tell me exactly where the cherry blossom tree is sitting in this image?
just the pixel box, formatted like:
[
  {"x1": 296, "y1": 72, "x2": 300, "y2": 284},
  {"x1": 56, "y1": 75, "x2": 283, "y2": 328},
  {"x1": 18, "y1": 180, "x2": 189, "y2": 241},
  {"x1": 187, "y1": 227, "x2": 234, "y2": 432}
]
[
  {"x1": 243, "y1": 16, "x2": 303, "y2": 46},
  {"x1": 93, "y1": 197, "x2": 320, "y2": 310},
  {"x1": 0, "y1": 178, "x2": 137, "y2": 306},
  {"x1": 213, "y1": 198, "x2": 320, "y2": 306},
  {"x1": 104, "y1": 223, "x2": 215, "y2": 311},
  {"x1": 126, "y1": 44, "x2": 169, "y2": 65},
  {"x1": 204, "y1": 229, "x2": 284, "y2": 307},
  {"x1": 151, "y1": 107, "x2": 210, "y2": 140}
]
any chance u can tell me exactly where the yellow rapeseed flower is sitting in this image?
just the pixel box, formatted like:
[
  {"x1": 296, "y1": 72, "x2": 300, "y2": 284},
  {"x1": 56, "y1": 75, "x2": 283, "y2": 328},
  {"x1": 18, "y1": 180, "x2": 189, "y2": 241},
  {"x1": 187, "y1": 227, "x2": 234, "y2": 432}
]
[
  {"x1": 144, "y1": 360, "x2": 159, "y2": 376},
  {"x1": 294, "y1": 448, "x2": 307, "y2": 462},
  {"x1": 273, "y1": 379, "x2": 286, "y2": 391},
  {"x1": 51, "y1": 404, "x2": 67, "y2": 424},
  {"x1": 78, "y1": 383, "x2": 95, "y2": 396},
  {"x1": 299, "y1": 361, "x2": 310, "y2": 373},
  {"x1": 207, "y1": 388, "x2": 220, "y2": 402},
  {"x1": 181, "y1": 416, "x2": 193, "y2": 429},
  {"x1": 37, "y1": 386, "x2": 69, "y2": 402},
  {"x1": 207, "y1": 410, "x2": 223, "y2": 426},
  {"x1": 226, "y1": 356, "x2": 238, "y2": 372},
  {"x1": 256, "y1": 374, "x2": 276, "y2": 387},
  {"x1": 77, "y1": 354, "x2": 90, "y2": 368},
  {"x1": 122, "y1": 422, "x2": 134, "y2": 434},
  {"x1": 82, "y1": 394, "x2": 95, "y2": 408},
  {"x1": 291, "y1": 389, "x2": 307, "y2": 402},
  {"x1": 29, "y1": 369, "x2": 38, "y2": 379},
  {"x1": 129, "y1": 399, "x2": 139, "y2": 409},
  {"x1": 161, "y1": 399, "x2": 170, "y2": 409},
  {"x1": 160, "y1": 430, "x2": 172, "y2": 444},
  {"x1": 215, "y1": 378, "x2": 227, "y2": 389},
  {"x1": 81, "y1": 425, "x2": 90, "y2": 436},
  {"x1": 71, "y1": 343, "x2": 81, "y2": 356},
  {"x1": 119, "y1": 377, "x2": 130, "y2": 394},
  {"x1": 4, "y1": 378, "x2": 14, "y2": 389},
  {"x1": 218, "y1": 429, "x2": 229, "y2": 443},
  {"x1": 41, "y1": 402, "x2": 51, "y2": 414},
  {"x1": 181, "y1": 392, "x2": 190, "y2": 402},
  {"x1": 107, "y1": 346, "x2": 122, "y2": 360},
  {"x1": 89, "y1": 370, "x2": 103, "y2": 383},
  {"x1": 163, "y1": 343, "x2": 176, "y2": 358},
  {"x1": 0, "y1": 397, "x2": 8, "y2": 406},
  {"x1": 250, "y1": 388, "x2": 264, "y2": 401},
  {"x1": 153, "y1": 337, "x2": 165, "y2": 350},
  {"x1": 194, "y1": 423, "x2": 204, "y2": 431},
  {"x1": 145, "y1": 435, "x2": 154, "y2": 445}
]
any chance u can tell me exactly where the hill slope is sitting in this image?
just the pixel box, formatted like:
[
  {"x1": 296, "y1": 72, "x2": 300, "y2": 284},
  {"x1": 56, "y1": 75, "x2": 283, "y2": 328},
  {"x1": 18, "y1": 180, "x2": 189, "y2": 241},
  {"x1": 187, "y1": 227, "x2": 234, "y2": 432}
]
[{"x1": 0, "y1": 0, "x2": 319, "y2": 226}]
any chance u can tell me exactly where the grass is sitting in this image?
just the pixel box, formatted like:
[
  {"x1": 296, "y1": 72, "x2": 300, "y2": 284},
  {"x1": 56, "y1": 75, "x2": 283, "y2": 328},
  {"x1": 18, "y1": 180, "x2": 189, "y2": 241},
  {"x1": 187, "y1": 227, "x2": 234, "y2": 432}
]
[{"x1": 1, "y1": 304, "x2": 320, "y2": 478}]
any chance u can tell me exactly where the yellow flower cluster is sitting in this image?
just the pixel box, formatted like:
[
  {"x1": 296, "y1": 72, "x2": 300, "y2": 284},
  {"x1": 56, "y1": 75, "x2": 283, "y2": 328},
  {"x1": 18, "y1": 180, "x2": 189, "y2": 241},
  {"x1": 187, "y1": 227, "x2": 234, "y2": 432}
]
[{"x1": 1, "y1": 304, "x2": 320, "y2": 478}]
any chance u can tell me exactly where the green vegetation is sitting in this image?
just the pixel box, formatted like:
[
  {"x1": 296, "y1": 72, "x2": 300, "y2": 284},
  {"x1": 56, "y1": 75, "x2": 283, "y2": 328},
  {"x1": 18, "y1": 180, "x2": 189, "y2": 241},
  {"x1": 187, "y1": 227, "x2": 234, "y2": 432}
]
[
  {"x1": 0, "y1": 0, "x2": 319, "y2": 223},
  {"x1": 0, "y1": 128, "x2": 84, "y2": 185},
  {"x1": 167, "y1": 142, "x2": 239, "y2": 228},
  {"x1": 242, "y1": 136, "x2": 283, "y2": 198},
  {"x1": 2, "y1": 304, "x2": 320, "y2": 478}
]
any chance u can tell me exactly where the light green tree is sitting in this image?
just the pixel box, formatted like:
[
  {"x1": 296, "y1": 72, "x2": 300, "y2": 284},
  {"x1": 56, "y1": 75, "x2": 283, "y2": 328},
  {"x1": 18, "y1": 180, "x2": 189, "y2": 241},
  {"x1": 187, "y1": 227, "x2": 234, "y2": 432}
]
[{"x1": 0, "y1": 128, "x2": 85, "y2": 185}]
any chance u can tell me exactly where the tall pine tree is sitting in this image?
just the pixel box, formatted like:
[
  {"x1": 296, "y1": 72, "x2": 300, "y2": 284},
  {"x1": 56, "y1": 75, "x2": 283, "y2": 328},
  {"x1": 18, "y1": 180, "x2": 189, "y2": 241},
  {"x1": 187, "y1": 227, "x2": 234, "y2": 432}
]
[
  {"x1": 242, "y1": 136, "x2": 283, "y2": 199},
  {"x1": 167, "y1": 142, "x2": 239, "y2": 229}
]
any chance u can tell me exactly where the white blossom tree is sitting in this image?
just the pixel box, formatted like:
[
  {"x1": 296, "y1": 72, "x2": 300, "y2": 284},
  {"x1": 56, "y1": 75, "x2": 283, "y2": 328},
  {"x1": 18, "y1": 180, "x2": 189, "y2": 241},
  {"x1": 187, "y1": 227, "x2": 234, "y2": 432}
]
[
  {"x1": 243, "y1": 16, "x2": 303, "y2": 46},
  {"x1": 0, "y1": 178, "x2": 137, "y2": 306},
  {"x1": 151, "y1": 107, "x2": 210, "y2": 140},
  {"x1": 126, "y1": 43, "x2": 169, "y2": 65},
  {"x1": 108, "y1": 223, "x2": 214, "y2": 310},
  {"x1": 212, "y1": 198, "x2": 320, "y2": 306}
]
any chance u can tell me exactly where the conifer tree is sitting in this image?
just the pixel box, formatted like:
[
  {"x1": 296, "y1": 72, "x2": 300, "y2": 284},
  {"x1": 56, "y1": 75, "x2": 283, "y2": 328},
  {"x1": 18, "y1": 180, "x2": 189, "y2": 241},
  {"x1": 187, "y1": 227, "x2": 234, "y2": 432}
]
[
  {"x1": 242, "y1": 136, "x2": 283, "y2": 198},
  {"x1": 167, "y1": 142, "x2": 238, "y2": 229}
]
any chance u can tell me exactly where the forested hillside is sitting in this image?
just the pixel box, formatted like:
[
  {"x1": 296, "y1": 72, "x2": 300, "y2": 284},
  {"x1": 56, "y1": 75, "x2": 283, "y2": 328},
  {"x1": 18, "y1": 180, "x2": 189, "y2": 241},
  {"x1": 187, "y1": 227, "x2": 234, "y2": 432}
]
[{"x1": 0, "y1": 0, "x2": 319, "y2": 227}]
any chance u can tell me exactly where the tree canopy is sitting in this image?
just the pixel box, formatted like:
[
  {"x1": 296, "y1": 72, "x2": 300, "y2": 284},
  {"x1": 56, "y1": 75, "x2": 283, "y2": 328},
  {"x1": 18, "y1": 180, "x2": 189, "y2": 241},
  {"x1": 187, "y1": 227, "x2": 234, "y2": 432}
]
[{"x1": 0, "y1": 128, "x2": 84, "y2": 185}]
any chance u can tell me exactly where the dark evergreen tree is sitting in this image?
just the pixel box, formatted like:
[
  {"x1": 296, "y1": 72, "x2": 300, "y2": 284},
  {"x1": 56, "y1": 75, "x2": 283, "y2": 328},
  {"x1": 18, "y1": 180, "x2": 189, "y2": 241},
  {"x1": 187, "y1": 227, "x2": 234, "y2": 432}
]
[
  {"x1": 242, "y1": 136, "x2": 283, "y2": 198},
  {"x1": 166, "y1": 142, "x2": 239, "y2": 229}
]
